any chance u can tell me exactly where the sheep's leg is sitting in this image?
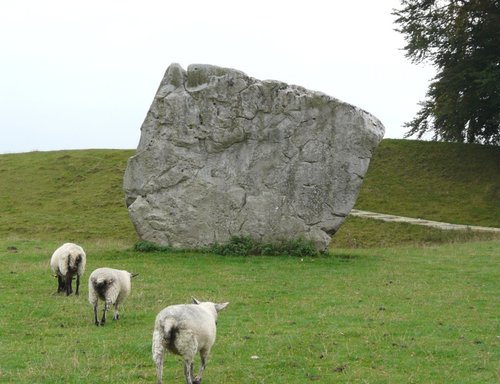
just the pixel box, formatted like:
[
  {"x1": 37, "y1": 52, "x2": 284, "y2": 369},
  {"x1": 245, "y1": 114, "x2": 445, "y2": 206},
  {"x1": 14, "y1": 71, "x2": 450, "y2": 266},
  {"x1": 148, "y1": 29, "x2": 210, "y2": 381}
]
[
  {"x1": 75, "y1": 274, "x2": 80, "y2": 296},
  {"x1": 112, "y1": 303, "x2": 120, "y2": 320},
  {"x1": 65, "y1": 274, "x2": 73, "y2": 296},
  {"x1": 57, "y1": 275, "x2": 65, "y2": 293},
  {"x1": 101, "y1": 301, "x2": 109, "y2": 325},
  {"x1": 194, "y1": 348, "x2": 209, "y2": 384},
  {"x1": 93, "y1": 303, "x2": 100, "y2": 326},
  {"x1": 155, "y1": 356, "x2": 164, "y2": 384},
  {"x1": 183, "y1": 359, "x2": 194, "y2": 384},
  {"x1": 178, "y1": 334, "x2": 197, "y2": 384},
  {"x1": 152, "y1": 330, "x2": 165, "y2": 384}
]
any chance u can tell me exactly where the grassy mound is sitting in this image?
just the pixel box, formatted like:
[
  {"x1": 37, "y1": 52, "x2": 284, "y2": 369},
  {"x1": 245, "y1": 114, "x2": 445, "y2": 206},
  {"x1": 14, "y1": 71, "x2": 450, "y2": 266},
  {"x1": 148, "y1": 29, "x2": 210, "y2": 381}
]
[
  {"x1": 357, "y1": 139, "x2": 500, "y2": 227},
  {"x1": 0, "y1": 149, "x2": 136, "y2": 243},
  {"x1": 0, "y1": 139, "x2": 498, "y2": 247}
]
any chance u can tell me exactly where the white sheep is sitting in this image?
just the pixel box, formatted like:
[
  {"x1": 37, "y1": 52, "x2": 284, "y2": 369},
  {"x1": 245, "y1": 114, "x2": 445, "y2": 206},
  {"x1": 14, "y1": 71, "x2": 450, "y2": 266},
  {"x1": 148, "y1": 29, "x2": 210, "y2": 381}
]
[
  {"x1": 88, "y1": 267, "x2": 138, "y2": 326},
  {"x1": 152, "y1": 298, "x2": 229, "y2": 384},
  {"x1": 50, "y1": 242, "x2": 86, "y2": 296}
]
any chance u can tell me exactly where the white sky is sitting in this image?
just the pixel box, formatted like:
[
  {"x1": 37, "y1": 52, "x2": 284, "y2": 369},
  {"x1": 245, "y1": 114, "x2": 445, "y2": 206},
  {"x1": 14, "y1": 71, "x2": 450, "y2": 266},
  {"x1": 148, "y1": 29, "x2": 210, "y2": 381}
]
[{"x1": 0, "y1": 0, "x2": 435, "y2": 154}]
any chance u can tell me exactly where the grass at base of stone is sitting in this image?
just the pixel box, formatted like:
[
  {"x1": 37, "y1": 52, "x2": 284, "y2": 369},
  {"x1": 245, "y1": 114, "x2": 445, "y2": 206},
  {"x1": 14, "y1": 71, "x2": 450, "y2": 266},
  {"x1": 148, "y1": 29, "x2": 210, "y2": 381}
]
[
  {"x1": 1, "y1": 239, "x2": 498, "y2": 383},
  {"x1": 133, "y1": 236, "x2": 321, "y2": 257}
]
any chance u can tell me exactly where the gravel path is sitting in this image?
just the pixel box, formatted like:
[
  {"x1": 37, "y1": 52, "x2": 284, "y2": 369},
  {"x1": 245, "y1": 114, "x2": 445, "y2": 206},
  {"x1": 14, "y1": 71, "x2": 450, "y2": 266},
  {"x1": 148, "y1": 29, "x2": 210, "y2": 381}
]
[{"x1": 350, "y1": 209, "x2": 500, "y2": 233}]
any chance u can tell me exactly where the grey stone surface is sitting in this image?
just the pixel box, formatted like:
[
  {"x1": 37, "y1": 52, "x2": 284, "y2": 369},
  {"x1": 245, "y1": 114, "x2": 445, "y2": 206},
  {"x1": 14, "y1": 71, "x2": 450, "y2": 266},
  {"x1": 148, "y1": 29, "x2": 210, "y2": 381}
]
[{"x1": 123, "y1": 63, "x2": 384, "y2": 250}]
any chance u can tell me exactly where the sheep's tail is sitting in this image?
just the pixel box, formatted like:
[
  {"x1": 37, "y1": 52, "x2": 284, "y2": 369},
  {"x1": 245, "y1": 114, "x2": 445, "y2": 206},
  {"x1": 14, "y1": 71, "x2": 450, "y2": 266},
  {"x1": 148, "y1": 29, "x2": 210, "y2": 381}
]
[
  {"x1": 152, "y1": 317, "x2": 177, "y2": 367},
  {"x1": 93, "y1": 275, "x2": 107, "y2": 286},
  {"x1": 90, "y1": 275, "x2": 113, "y2": 300},
  {"x1": 154, "y1": 317, "x2": 178, "y2": 353},
  {"x1": 162, "y1": 318, "x2": 178, "y2": 345}
]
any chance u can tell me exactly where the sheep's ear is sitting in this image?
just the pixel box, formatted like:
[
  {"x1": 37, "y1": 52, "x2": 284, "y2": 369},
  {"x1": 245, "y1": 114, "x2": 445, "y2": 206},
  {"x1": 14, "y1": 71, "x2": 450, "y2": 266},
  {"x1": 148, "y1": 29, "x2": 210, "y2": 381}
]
[
  {"x1": 192, "y1": 297, "x2": 201, "y2": 305},
  {"x1": 131, "y1": 273, "x2": 139, "y2": 278},
  {"x1": 215, "y1": 302, "x2": 229, "y2": 312}
]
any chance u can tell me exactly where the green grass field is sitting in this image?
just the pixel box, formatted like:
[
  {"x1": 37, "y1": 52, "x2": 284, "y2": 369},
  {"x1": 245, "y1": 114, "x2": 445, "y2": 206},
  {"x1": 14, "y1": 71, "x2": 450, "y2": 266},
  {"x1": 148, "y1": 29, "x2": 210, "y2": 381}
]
[
  {"x1": 0, "y1": 139, "x2": 499, "y2": 383},
  {"x1": 0, "y1": 240, "x2": 498, "y2": 383}
]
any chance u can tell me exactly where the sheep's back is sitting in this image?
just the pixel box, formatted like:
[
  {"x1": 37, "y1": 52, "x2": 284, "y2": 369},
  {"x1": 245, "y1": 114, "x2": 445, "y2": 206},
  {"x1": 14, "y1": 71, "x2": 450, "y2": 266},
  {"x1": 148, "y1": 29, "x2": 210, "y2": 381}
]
[{"x1": 156, "y1": 304, "x2": 216, "y2": 347}]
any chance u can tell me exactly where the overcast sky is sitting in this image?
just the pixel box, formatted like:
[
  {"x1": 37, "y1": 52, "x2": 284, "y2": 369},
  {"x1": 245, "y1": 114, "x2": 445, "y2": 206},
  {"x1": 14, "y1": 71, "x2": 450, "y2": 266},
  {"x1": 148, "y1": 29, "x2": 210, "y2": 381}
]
[{"x1": 0, "y1": 0, "x2": 435, "y2": 154}]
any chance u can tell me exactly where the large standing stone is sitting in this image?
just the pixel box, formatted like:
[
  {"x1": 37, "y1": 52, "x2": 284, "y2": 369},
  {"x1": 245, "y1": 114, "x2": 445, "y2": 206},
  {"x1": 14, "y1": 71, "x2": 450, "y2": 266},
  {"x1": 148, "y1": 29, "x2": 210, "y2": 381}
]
[{"x1": 124, "y1": 63, "x2": 384, "y2": 250}]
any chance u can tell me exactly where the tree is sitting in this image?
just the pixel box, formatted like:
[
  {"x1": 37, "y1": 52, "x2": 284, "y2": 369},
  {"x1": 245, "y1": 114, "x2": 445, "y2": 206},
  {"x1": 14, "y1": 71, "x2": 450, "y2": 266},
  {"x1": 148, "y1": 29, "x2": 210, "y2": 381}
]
[{"x1": 393, "y1": 0, "x2": 500, "y2": 145}]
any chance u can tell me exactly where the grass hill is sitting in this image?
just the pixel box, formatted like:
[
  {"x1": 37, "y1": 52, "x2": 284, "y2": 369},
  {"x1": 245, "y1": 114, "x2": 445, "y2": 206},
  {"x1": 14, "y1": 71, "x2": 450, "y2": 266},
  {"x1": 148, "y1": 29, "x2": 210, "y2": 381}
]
[
  {"x1": 332, "y1": 139, "x2": 500, "y2": 247},
  {"x1": 0, "y1": 139, "x2": 498, "y2": 247},
  {"x1": 357, "y1": 139, "x2": 500, "y2": 227},
  {"x1": 0, "y1": 149, "x2": 136, "y2": 243}
]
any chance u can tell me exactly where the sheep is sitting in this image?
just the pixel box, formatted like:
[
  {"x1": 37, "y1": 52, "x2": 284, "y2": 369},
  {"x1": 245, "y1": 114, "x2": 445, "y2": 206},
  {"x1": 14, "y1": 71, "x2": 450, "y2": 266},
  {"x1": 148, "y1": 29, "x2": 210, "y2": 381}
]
[
  {"x1": 152, "y1": 298, "x2": 229, "y2": 384},
  {"x1": 50, "y1": 242, "x2": 86, "y2": 296},
  {"x1": 88, "y1": 267, "x2": 138, "y2": 326}
]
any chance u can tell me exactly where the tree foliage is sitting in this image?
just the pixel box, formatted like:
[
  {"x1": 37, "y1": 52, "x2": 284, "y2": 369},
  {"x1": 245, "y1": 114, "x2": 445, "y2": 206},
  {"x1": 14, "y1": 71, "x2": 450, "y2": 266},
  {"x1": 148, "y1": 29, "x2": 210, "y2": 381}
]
[{"x1": 393, "y1": 0, "x2": 500, "y2": 145}]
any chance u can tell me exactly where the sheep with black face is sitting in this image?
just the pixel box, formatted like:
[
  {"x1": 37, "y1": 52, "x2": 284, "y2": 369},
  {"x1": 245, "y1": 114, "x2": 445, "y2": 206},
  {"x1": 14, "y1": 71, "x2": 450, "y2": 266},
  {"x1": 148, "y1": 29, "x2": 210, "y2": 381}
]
[
  {"x1": 50, "y1": 243, "x2": 86, "y2": 296},
  {"x1": 88, "y1": 267, "x2": 138, "y2": 326}
]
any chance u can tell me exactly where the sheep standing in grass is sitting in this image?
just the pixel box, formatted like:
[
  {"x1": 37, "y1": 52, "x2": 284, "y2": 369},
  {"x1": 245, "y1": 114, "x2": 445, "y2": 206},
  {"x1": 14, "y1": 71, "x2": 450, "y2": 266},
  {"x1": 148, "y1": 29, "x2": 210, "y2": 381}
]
[
  {"x1": 88, "y1": 267, "x2": 138, "y2": 326},
  {"x1": 50, "y1": 243, "x2": 86, "y2": 296},
  {"x1": 152, "y1": 298, "x2": 229, "y2": 384}
]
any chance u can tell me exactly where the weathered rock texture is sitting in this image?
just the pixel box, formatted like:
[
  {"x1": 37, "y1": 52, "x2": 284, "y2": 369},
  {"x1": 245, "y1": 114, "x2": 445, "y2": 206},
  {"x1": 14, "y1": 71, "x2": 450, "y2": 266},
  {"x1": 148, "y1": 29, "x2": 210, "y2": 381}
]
[{"x1": 124, "y1": 63, "x2": 384, "y2": 250}]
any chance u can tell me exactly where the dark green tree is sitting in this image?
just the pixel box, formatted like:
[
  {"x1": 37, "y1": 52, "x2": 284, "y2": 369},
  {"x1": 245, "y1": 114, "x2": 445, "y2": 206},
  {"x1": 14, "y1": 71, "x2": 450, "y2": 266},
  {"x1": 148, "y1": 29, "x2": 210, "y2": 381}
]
[{"x1": 393, "y1": 0, "x2": 500, "y2": 145}]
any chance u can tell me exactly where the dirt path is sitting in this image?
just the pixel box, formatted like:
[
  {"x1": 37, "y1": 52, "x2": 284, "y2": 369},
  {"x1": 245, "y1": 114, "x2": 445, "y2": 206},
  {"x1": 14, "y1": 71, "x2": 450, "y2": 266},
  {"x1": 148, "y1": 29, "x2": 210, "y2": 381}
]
[{"x1": 350, "y1": 209, "x2": 500, "y2": 233}]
